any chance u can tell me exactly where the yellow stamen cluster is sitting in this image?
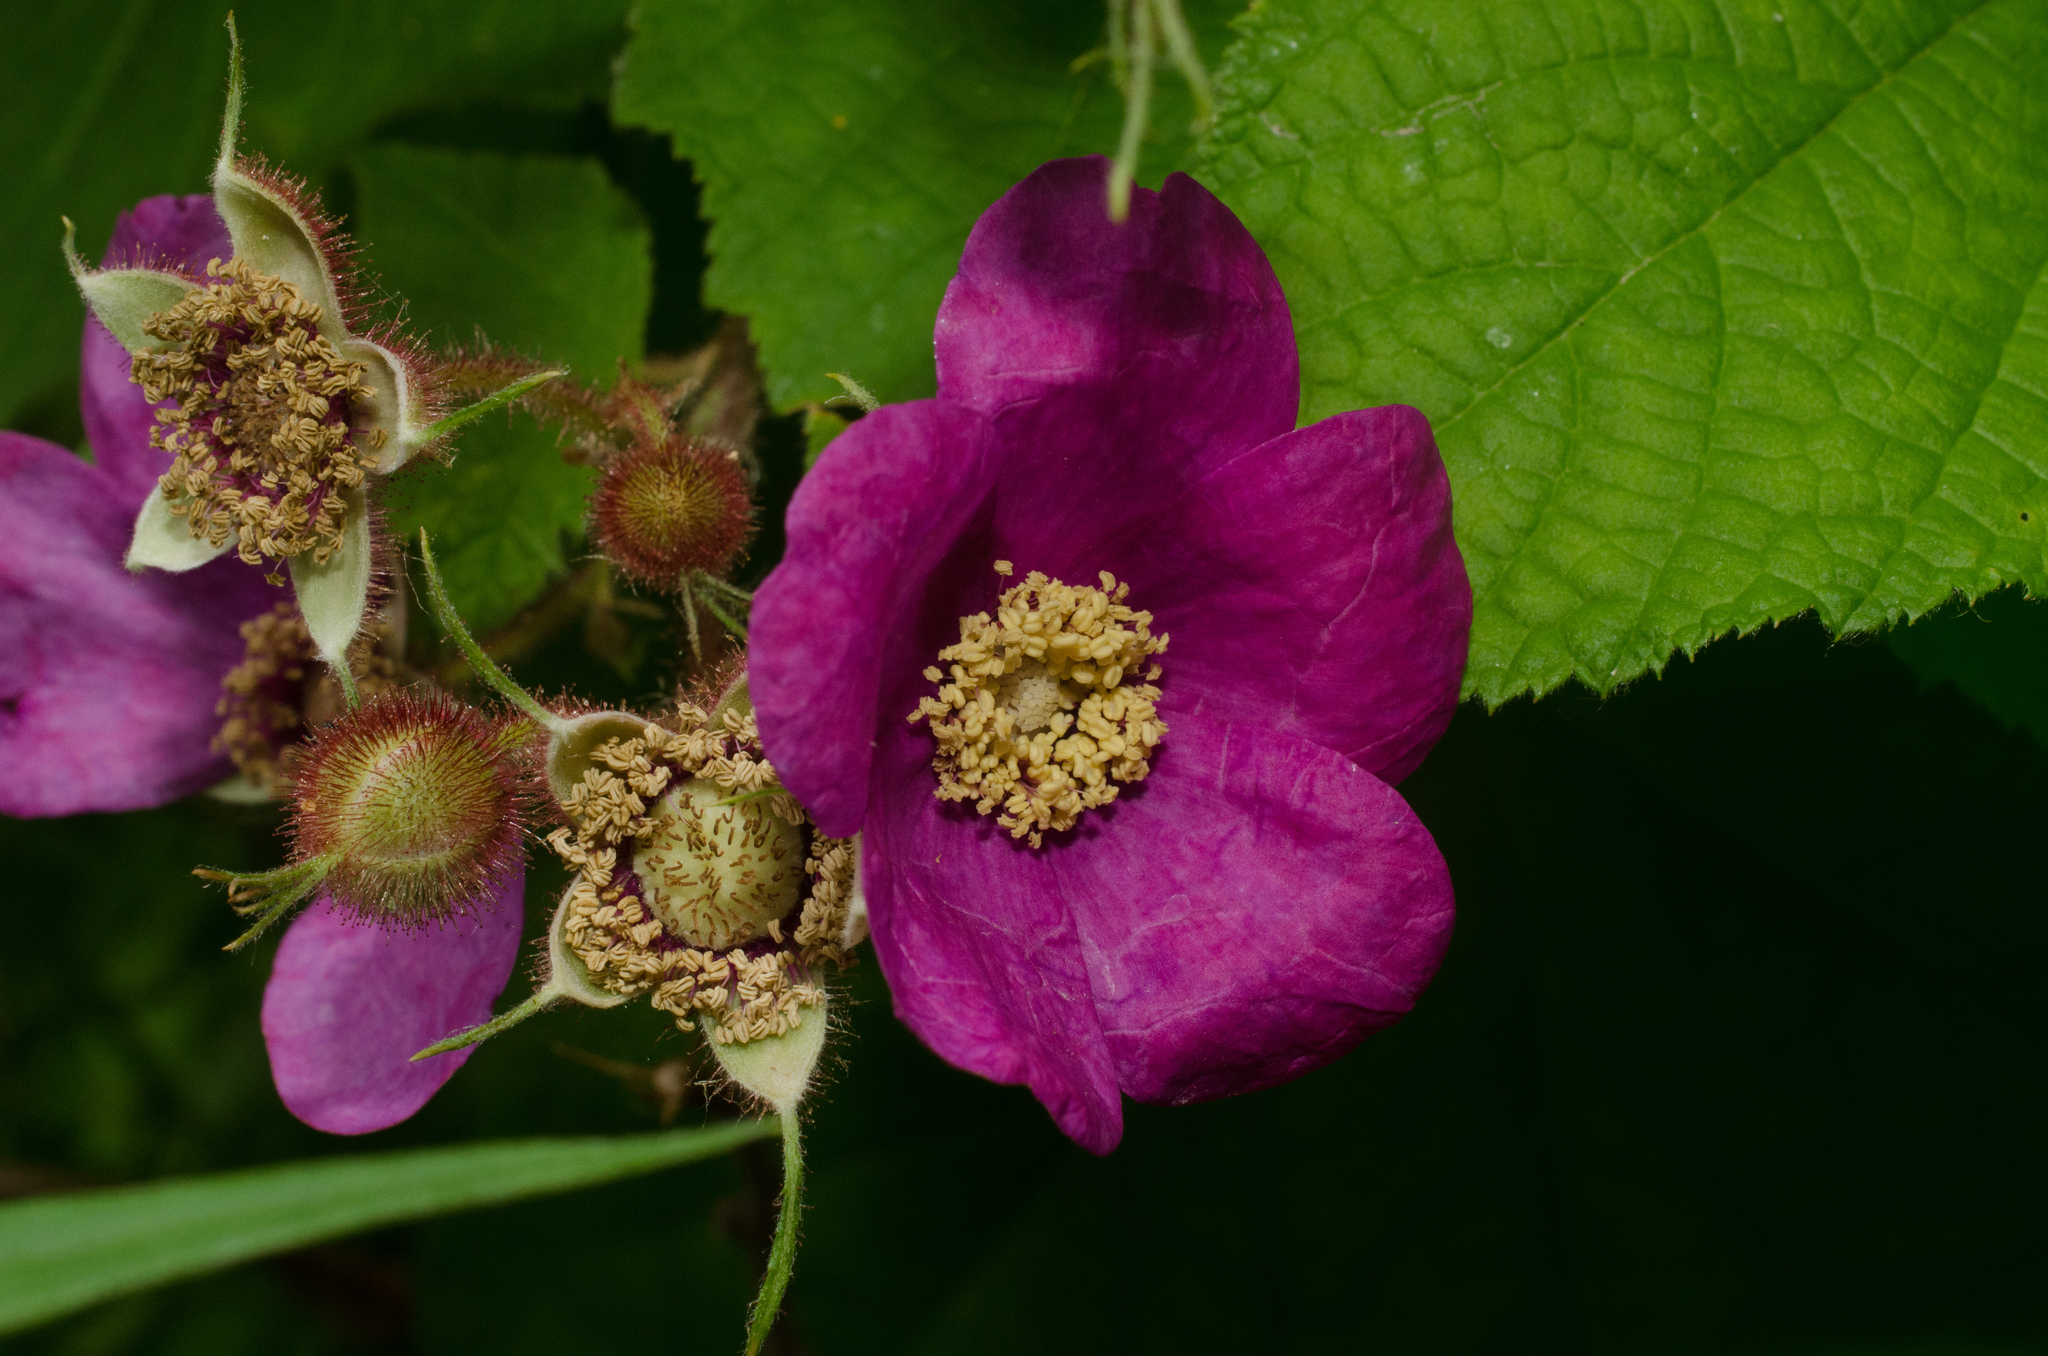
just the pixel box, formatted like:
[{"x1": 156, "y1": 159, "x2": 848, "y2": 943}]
[
  {"x1": 133, "y1": 256, "x2": 377, "y2": 569},
  {"x1": 549, "y1": 704, "x2": 857, "y2": 1045},
  {"x1": 213, "y1": 601, "x2": 401, "y2": 792},
  {"x1": 911, "y1": 564, "x2": 1168, "y2": 847}
]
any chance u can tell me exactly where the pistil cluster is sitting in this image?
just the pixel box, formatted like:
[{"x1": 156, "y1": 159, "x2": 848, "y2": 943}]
[
  {"x1": 912, "y1": 564, "x2": 1168, "y2": 846},
  {"x1": 548, "y1": 702, "x2": 857, "y2": 1045},
  {"x1": 133, "y1": 256, "x2": 376, "y2": 570}
]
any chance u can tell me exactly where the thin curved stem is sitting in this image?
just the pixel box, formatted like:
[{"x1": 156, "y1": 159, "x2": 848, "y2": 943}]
[
  {"x1": 743, "y1": 1114, "x2": 803, "y2": 1356},
  {"x1": 417, "y1": 529, "x2": 566, "y2": 735}
]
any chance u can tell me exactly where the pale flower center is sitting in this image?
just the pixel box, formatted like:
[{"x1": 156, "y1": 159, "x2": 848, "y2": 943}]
[
  {"x1": 910, "y1": 563, "x2": 1169, "y2": 848},
  {"x1": 636, "y1": 779, "x2": 806, "y2": 951}
]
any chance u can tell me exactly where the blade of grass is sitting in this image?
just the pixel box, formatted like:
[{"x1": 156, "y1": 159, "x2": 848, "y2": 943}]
[{"x1": 0, "y1": 1120, "x2": 775, "y2": 1335}]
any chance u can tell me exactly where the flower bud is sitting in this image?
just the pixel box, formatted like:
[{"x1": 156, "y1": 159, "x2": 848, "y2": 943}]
[
  {"x1": 289, "y1": 689, "x2": 531, "y2": 924},
  {"x1": 588, "y1": 434, "x2": 752, "y2": 591}
]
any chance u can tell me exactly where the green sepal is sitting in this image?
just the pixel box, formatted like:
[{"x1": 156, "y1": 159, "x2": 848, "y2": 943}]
[
  {"x1": 543, "y1": 710, "x2": 653, "y2": 804},
  {"x1": 289, "y1": 491, "x2": 372, "y2": 667},
  {"x1": 63, "y1": 220, "x2": 194, "y2": 354},
  {"x1": 126, "y1": 485, "x2": 232, "y2": 573},
  {"x1": 343, "y1": 338, "x2": 421, "y2": 474},
  {"x1": 700, "y1": 995, "x2": 827, "y2": 1116},
  {"x1": 411, "y1": 879, "x2": 629, "y2": 1061},
  {"x1": 415, "y1": 369, "x2": 570, "y2": 446}
]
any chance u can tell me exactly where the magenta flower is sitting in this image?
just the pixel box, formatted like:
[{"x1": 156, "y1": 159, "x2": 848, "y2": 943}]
[
  {"x1": 751, "y1": 158, "x2": 1470, "y2": 1153},
  {"x1": 0, "y1": 196, "x2": 281, "y2": 817},
  {"x1": 263, "y1": 871, "x2": 525, "y2": 1135}
]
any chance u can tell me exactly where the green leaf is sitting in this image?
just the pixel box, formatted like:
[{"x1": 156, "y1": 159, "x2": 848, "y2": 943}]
[
  {"x1": 350, "y1": 146, "x2": 654, "y2": 380},
  {"x1": 0, "y1": 1121, "x2": 773, "y2": 1336},
  {"x1": 0, "y1": 0, "x2": 629, "y2": 428},
  {"x1": 354, "y1": 145, "x2": 654, "y2": 632},
  {"x1": 1197, "y1": 0, "x2": 2048, "y2": 705},
  {"x1": 611, "y1": 0, "x2": 1239, "y2": 410}
]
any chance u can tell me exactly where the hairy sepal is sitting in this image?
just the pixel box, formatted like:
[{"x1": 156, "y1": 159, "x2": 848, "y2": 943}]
[
  {"x1": 346, "y1": 336, "x2": 434, "y2": 472},
  {"x1": 701, "y1": 999, "x2": 826, "y2": 1114},
  {"x1": 544, "y1": 880, "x2": 632, "y2": 1009},
  {"x1": 71, "y1": 266, "x2": 194, "y2": 355},
  {"x1": 126, "y1": 485, "x2": 232, "y2": 573},
  {"x1": 543, "y1": 709, "x2": 656, "y2": 806},
  {"x1": 289, "y1": 490, "x2": 373, "y2": 665}
]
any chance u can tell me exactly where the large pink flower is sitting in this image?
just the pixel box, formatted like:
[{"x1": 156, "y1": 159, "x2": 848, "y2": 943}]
[
  {"x1": 0, "y1": 196, "x2": 281, "y2": 816},
  {"x1": 750, "y1": 159, "x2": 1470, "y2": 1153}
]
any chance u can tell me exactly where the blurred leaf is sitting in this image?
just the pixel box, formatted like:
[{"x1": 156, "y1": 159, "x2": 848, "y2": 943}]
[
  {"x1": 0, "y1": 1122, "x2": 773, "y2": 1336},
  {"x1": 1886, "y1": 584, "x2": 2048, "y2": 748},
  {"x1": 610, "y1": 0, "x2": 1241, "y2": 410},
  {"x1": 350, "y1": 146, "x2": 652, "y2": 379},
  {"x1": 356, "y1": 145, "x2": 653, "y2": 632},
  {"x1": 0, "y1": 0, "x2": 629, "y2": 428},
  {"x1": 1198, "y1": 0, "x2": 2048, "y2": 706}
]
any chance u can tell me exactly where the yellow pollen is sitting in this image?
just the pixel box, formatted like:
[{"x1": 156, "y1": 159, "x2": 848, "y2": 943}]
[
  {"x1": 132, "y1": 256, "x2": 375, "y2": 569},
  {"x1": 909, "y1": 566, "x2": 1168, "y2": 848}
]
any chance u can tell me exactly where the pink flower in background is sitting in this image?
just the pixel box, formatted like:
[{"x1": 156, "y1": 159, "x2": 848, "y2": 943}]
[
  {"x1": 751, "y1": 158, "x2": 1470, "y2": 1153},
  {"x1": 0, "y1": 196, "x2": 281, "y2": 816}
]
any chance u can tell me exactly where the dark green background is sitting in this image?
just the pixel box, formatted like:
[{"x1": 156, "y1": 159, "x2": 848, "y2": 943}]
[{"x1": 3, "y1": 2, "x2": 2043, "y2": 1352}]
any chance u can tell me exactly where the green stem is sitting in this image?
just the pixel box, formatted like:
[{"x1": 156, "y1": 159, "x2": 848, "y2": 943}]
[
  {"x1": 333, "y1": 660, "x2": 361, "y2": 711},
  {"x1": 696, "y1": 586, "x2": 749, "y2": 642},
  {"x1": 417, "y1": 529, "x2": 565, "y2": 734},
  {"x1": 678, "y1": 572, "x2": 705, "y2": 664},
  {"x1": 1108, "y1": 0, "x2": 1155, "y2": 221},
  {"x1": 743, "y1": 1114, "x2": 803, "y2": 1356},
  {"x1": 1149, "y1": 0, "x2": 1212, "y2": 129},
  {"x1": 823, "y1": 371, "x2": 880, "y2": 413},
  {"x1": 412, "y1": 988, "x2": 556, "y2": 1061},
  {"x1": 692, "y1": 572, "x2": 756, "y2": 604}
]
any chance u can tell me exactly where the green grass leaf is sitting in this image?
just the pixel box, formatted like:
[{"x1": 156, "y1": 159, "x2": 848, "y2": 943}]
[
  {"x1": 355, "y1": 145, "x2": 654, "y2": 632},
  {"x1": 611, "y1": 0, "x2": 1235, "y2": 410},
  {"x1": 0, "y1": 0, "x2": 628, "y2": 431},
  {"x1": 1198, "y1": 0, "x2": 2048, "y2": 704},
  {"x1": 0, "y1": 1121, "x2": 773, "y2": 1336}
]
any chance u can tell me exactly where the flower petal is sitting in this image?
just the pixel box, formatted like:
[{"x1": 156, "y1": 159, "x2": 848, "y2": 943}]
[
  {"x1": 0, "y1": 432, "x2": 278, "y2": 816},
  {"x1": 126, "y1": 483, "x2": 234, "y2": 572},
  {"x1": 1057, "y1": 709, "x2": 1454, "y2": 1108},
  {"x1": 1119, "y1": 405, "x2": 1470, "y2": 783},
  {"x1": 261, "y1": 871, "x2": 526, "y2": 1136},
  {"x1": 752, "y1": 400, "x2": 995, "y2": 837},
  {"x1": 935, "y1": 157, "x2": 1297, "y2": 468},
  {"x1": 862, "y1": 698, "x2": 1125, "y2": 1154},
  {"x1": 82, "y1": 195, "x2": 232, "y2": 501}
]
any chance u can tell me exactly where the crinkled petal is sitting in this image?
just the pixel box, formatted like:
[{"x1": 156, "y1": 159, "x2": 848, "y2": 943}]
[
  {"x1": 1119, "y1": 406, "x2": 1469, "y2": 782},
  {"x1": 261, "y1": 871, "x2": 526, "y2": 1135},
  {"x1": 862, "y1": 726, "x2": 1124, "y2": 1152},
  {"x1": 936, "y1": 157, "x2": 1296, "y2": 474},
  {"x1": 81, "y1": 196, "x2": 232, "y2": 501},
  {"x1": 0, "y1": 433, "x2": 279, "y2": 816},
  {"x1": 1053, "y1": 709, "x2": 1454, "y2": 1108},
  {"x1": 752, "y1": 400, "x2": 995, "y2": 837}
]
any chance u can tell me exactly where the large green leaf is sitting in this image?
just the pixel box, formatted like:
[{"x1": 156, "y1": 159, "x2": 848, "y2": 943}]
[
  {"x1": 611, "y1": 0, "x2": 1238, "y2": 410},
  {"x1": 1198, "y1": 0, "x2": 2048, "y2": 704},
  {"x1": 356, "y1": 145, "x2": 654, "y2": 633},
  {"x1": 0, "y1": 0, "x2": 628, "y2": 432},
  {"x1": 0, "y1": 1121, "x2": 772, "y2": 1336}
]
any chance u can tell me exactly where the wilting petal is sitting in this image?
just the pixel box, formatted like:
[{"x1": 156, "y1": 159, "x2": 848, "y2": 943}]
[
  {"x1": 82, "y1": 195, "x2": 231, "y2": 501},
  {"x1": 936, "y1": 157, "x2": 1296, "y2": 468},
  {"x1": 261, "y1": 871, "x2": 526, "y2": 1135},
  {"x1": 862, "y1": 715, "x2": 1124, "y2": 1153},
  {"x1": 753, "y1": 401, "x2": 995, "y2": 838},
  {"x1": 1047, "y1": 709, "x2": 1454, "y2": 1108},
  {"x1": 0, "y1": 433, "x2": 278, "y2": 816},
  {"x1": 1120, "y1": 406, "x2": 1470, "y2": 783}
]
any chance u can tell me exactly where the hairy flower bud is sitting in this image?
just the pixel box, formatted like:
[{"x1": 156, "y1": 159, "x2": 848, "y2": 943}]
[
  {"x1": 289, "y1": 690, "x2": 531, "y2": 924},
  {"x1": 588, "y1": 434, "x2": 753, "y2": 591}
]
